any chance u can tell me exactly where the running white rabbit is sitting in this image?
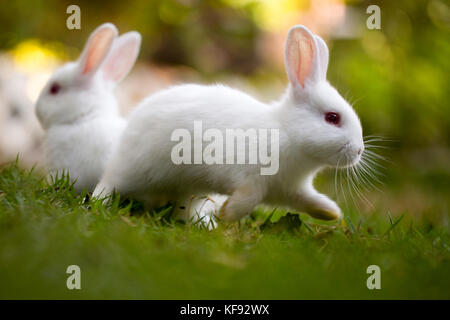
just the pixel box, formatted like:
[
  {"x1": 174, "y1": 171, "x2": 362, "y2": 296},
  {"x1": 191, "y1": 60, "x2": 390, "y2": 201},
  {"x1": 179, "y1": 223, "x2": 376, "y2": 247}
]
[
  {"x1": 35, "y1": 23, "x2": 141, "y2": 193},
  {"x1": 94, "y1": 25, "x2": 364, "y2": 222}
]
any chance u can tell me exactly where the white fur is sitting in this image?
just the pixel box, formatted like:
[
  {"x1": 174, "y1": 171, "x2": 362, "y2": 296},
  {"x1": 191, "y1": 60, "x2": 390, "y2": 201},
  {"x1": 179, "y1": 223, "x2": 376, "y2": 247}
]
[
  {"x1": 35, "y1": 23, "x2": 141, "y2": 192},
  {"x1": 94, "y1": 25, "x2": 364, "y2": 222},
  {"x1": 0, "y1": 54, "x2": 43, "y2": 167}
]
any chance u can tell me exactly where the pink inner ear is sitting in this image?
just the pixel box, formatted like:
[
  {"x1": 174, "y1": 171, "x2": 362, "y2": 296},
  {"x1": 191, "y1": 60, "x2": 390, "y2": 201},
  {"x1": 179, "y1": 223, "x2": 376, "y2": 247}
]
[
  {"x1": 102, "y1": 40, "x2": 137, "y2": 82},
  {"x1": 82, "y1": 28, "x2": 115, "y2": 75},
  {"x1": 288, "y1": 30, "x2": 315, "y2": 88}
]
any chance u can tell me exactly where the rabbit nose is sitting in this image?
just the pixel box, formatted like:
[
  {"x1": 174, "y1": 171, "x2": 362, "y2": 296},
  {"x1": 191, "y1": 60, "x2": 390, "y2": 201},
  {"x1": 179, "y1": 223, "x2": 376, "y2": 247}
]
[{"x1": 357, "y1": 148, "x2": 362, "y2": 155}]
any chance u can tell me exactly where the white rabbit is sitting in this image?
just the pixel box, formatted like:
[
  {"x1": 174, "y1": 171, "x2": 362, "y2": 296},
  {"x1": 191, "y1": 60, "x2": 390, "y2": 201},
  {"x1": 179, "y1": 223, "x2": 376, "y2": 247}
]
[
  {"x1": 35, "y1": 23, "x2": 141, "y2": 193},
  {"x1": 94, "y1": 25, "x2": 364, "y2": 222},
  {"x1": 0, "y1": 53, "x2": 43, "y2": 167}
]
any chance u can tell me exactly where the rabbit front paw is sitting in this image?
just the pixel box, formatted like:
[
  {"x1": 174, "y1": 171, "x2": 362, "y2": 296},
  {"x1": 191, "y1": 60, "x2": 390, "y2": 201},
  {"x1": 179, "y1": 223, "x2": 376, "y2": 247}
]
[{"x1": 291, "y1": 190, "x2": 343, "y2": 221}]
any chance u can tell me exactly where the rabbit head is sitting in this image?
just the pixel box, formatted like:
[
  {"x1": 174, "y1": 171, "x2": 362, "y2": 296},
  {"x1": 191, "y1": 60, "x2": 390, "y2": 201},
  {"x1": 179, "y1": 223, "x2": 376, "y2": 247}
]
[
  {"x1": 35, "y1": 23, "x2": 141, "y2": 129},
  {"x1": 281, "y1": 25, "x2": 364, "y2": 168}
]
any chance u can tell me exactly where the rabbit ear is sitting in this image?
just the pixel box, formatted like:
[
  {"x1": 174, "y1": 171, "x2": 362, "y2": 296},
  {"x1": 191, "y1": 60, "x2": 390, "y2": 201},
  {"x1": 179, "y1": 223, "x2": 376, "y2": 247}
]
[
  {"x1": 78, "y1": 23, "x2": 118, "y2": 77},
  {"x1": 101, "y1": 31, "x2": 141, "y2": 83},
  {"x1": 314, "y1": 35, "x2": 329, "y2": 81},
  {"x1": 284, "y1": 25, "x2": 321, "y2": 89}
]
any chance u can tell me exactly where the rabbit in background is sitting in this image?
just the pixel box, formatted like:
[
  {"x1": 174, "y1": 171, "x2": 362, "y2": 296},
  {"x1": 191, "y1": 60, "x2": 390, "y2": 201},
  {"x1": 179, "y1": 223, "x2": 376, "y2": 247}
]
[
  {"x1": 34, "y1": 23, "x2": 221, "y2": 227},
  {"x1": 0, "y1": 54, "x2": 43, "y2": 167},
  {"x1": 93, "y1": 25, "x2": 365, "y2": 223},
  {"x1": 35, "y1": 23, "x2": 140, "y2": 193}
]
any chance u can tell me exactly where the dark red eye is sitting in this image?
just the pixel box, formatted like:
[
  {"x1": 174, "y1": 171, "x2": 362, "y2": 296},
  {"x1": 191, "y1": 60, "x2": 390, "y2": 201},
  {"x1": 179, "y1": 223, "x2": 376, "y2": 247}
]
[
  {"x1": 325, "y1": 112, "x2": 340, "y2": 126},
  {"x1": 49, "y1": 83, "x2": 61, "y2": 95}
]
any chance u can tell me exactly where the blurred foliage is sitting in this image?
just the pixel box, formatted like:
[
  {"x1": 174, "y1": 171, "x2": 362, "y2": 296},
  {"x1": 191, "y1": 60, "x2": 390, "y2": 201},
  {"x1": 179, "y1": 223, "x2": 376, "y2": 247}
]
[
  {"x1": 0, "y1": 163, "x2": 449, "y2": 299},
  {"x1": 0, "y1": 0, "x2": 262, "y2": 74},
  {"x1": 0, "y1": 0, "x2": 449, "y2": 153},
  {"x1": 329, "y1": 0, "x2": 450, "y2": 153}
]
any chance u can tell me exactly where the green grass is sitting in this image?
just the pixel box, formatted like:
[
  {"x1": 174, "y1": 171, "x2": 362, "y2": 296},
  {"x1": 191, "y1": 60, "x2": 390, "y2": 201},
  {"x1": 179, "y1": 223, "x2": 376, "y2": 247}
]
[{"x1": 0, "y1": 163, "x2": 449, "y2": 299}]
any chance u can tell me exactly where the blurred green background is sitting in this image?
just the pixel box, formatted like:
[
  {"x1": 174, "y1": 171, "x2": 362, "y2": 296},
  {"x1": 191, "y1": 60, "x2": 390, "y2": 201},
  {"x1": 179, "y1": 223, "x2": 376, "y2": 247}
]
[{"x1": 0, "y1": 0, "x2": 449, "y2": 224}]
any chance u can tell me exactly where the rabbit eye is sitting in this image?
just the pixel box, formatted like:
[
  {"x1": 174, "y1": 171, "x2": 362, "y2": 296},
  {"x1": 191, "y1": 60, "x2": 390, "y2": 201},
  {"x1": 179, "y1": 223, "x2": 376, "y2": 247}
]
[
  {"x1": 325, "y1": 112, "x2": 340, "y2": 126},
  {"x1": 49, "y1": 83, "x2": 61, "y2": 95}
]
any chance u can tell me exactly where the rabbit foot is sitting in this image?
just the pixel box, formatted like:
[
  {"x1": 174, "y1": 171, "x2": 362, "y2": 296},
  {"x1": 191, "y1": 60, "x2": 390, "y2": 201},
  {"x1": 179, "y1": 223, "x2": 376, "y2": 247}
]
[
  {"x1": 305, "y1": 206, "x2": 342, "y2": 221},
  {"x1": 219, "y1": 183, "x2": 262, "y2": 222},
  {"x1": 290, "y1": 189, "x2": 343, "y2": 221}
]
